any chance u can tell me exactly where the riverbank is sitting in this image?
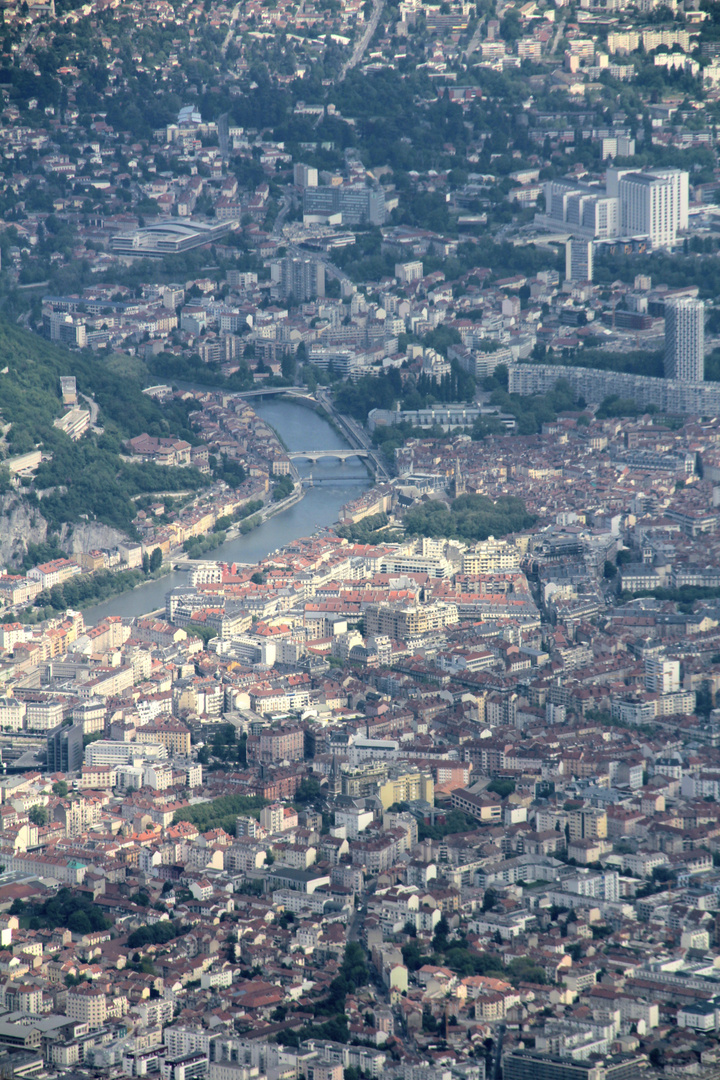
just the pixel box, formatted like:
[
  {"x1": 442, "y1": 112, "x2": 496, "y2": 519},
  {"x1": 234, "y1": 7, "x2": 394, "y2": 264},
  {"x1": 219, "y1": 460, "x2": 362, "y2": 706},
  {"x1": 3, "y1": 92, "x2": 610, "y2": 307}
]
[
  {"x1": 175, "y1": 484, "x2": 306, "y2": 564},
  {"x1": 81, "y1": 399, "x2": 371, "y2": 624},
  {"x1": 79, "y1": 565, "x2": 173, "y2": 611},
  {"x1": 10, "y1": 564, "x2": 173, "y2": 625},
  {"x1": 117, "y1": 389, "x2": 295, "y2": 572}
]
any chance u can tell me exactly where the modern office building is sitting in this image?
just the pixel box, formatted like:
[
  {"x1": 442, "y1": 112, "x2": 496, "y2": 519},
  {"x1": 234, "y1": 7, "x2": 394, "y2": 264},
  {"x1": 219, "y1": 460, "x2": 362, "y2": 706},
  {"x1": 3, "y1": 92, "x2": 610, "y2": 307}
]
[
  {"x1": 664, "y1": 297, "x2": 704, "y2": 382},
  {"x1": 542, "y1": 179, "x2": 620, "y2": 240},
  {"x1": 565, "y1": 238, "x2": 593, "y2": 282},
  {"x1": 303, "y1": 185, "x2": 386, "y2": 225},
  {"x1": 614, "y1": 167, "x2": 688, "y2": 250},
  {"x1": 503, "y1": 1051, "x2": 645, "y2": 1080},
  {"x1": 46, "y1": 722, "x2": 84, "y2": 774},
  {"x1": 110, "y1": 219, "x2": 235, "y2": 258},
  {"x1": 540, "y1": 167, "x2": 688, "y2": 249}
]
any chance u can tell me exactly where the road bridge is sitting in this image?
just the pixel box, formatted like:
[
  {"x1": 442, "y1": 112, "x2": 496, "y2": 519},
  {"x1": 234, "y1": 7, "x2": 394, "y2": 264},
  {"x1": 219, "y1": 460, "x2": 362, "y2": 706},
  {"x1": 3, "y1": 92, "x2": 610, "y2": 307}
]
[
  {"x1": 236, "y1": 387, "x2": 312, "y2": 400},
  {"x1": 288, "y1": 449, "x2": 371, "y2": 463}
]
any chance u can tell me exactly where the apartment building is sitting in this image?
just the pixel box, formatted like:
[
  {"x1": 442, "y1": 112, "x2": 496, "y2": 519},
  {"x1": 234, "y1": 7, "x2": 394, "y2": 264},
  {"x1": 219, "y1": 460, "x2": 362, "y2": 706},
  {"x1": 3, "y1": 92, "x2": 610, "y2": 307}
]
[
  {"x1": 568, "y1": 807, "x2": 608, "y2": 841},
  {"x1": 0, "y1": 698, "x2": 26, "y2": 732},
  {"x1": 136, "y1": 720, "x2": 191, "y2": 756},
  {"x1": 258, "y1": 726, "x2": 304, "y2": 764},
  {"x1": 25, "y1": 700, "x2": 64, "y2": 732},
  {"x1": 377, "y1": 769, "x2": 434, "y2": 810},
  {"x1": 364, "y1": 601, "x2": 458, "y2": 638},
  {"x1": 27, "y1": 558, "x2": 82, "y2": 589},
  {"x1": 665, "y1": 297, "x2": 704, "y2": 382},
  {"x1": 462, "y1": 538, "x2": 520, "y2": 574},
  {"x1": 85, "y1": 741, "x2": 168, "y2": 767}
]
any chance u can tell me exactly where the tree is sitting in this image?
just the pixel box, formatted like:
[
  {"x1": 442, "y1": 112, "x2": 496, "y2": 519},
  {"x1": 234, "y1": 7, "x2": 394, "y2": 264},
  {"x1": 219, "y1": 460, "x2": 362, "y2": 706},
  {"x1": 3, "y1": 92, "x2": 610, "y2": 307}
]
[
  {"x1": 29, "y1": 805, "x2": 48, "y2": 827},
  {"x1": 433, "y1": 915, "x2": 450, "y2": 949},
  {"x1": 281, "y1": 352, "x2": 296, "y2": 382},
  {"x1": 68, "y1": 910, "x2": 92, "y2": 935},
  {"x1": 65, "y1": 973, "x2": 89, "y2": 987},
  {"x1": 52, "y1": 781, "x2": 68, "y2": 797},
  {"x1": 482, "y1": 887, "x2": 498, "y2": 913},
  {"x1": 127, "y1": 921, "x2": 185, "y2": 948},
  {"x1": 273, "y1": 474, "x2": 294, "y2": 502},
  {"x1": 487, "y1": 779, "x2": 515, "y2": 798},
  {"x1": 149, "y1": 547, "x2": 162, "y2": 572},
  {"x1": 402, "y1": 939, "x2": 424, "y2": 970},
  {"x1": 11, "y1": 887, "x2": 109, "y2": 932},
  {"x1": 294, "y1": 777, "x2": 322, "y2": 804},
  {"x1": 422, "y1": 1005, "x2": 438, "y2": 1033},
  {"x1": 696, "y1": 682, "x2": 713, "y2": 717}
]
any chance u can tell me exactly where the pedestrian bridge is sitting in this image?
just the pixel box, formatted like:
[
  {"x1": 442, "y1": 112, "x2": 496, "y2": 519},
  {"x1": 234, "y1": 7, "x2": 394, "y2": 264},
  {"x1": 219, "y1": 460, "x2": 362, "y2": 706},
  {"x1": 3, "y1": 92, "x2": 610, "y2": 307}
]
[{"x1": 288, "y1": 449, "x2": 371, "y2": 463}]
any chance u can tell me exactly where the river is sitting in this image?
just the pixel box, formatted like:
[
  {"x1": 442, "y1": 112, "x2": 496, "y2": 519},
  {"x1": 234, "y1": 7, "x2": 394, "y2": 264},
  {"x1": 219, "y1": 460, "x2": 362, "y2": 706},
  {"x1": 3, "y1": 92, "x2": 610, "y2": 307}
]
[{"x1": 82, "y1": 398, "x2": 371, "y2": 625}]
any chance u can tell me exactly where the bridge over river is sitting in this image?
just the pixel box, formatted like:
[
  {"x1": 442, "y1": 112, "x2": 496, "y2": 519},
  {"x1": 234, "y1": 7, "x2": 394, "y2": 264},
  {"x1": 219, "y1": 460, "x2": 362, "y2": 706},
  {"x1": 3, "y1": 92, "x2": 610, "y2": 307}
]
[{"x1": 288, "y1": 449, "x2": 371, "y2": 463}]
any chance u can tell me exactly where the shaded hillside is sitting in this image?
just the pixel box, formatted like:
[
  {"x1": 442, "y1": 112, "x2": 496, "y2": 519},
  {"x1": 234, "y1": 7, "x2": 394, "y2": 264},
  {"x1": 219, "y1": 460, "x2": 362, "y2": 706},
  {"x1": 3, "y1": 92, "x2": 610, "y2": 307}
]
[
  {"x1": 0, "y1": 321, "x2": 208, "y2": 544},
  {"x1": 0, "y1": 319, "x2": 197, "y2": 455}
]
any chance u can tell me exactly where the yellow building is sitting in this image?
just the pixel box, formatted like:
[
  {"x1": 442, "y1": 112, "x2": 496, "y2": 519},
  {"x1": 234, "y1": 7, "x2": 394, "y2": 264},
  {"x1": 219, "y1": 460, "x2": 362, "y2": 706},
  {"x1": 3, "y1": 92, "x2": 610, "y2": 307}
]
[
  {"x1": 78, "y1": 551, "x2": 105, "y2": 572},
  {"x1": 136, "y1": 720, "x2": 191, "y2": 756},
  {"x1": 341, "y1": 761, "x2": 389, "y2": 798},
  {"x1": 568, "y1": 807, "x2": 608, "y2": 842},
  {"x1": 378, "y1": 769, "x2": 434, "y2": 810}
]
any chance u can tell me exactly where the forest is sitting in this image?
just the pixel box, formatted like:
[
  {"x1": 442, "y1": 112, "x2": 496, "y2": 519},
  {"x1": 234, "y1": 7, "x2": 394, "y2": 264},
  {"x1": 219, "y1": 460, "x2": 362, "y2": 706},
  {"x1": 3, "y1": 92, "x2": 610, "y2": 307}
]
[
  {"x1": 0, "y1": 319, "x2": 198, "y2": 455},
  {"x1": 0, "y1": 319, "x2": 210, "y2": 541},
  {"x1": 30, "y1": 436, "x2": 208, "y2": 534}
]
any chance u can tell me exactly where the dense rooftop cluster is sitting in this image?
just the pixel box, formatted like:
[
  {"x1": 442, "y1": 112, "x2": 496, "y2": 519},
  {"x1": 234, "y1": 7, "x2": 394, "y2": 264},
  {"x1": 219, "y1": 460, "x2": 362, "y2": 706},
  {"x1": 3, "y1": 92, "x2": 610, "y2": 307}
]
[
  {"x1": 3, "y1": 0, "x2": 720, "y2": 1079},
  {"x1": 0, "y1": 394, "x2": 719, "y2": 1078}
]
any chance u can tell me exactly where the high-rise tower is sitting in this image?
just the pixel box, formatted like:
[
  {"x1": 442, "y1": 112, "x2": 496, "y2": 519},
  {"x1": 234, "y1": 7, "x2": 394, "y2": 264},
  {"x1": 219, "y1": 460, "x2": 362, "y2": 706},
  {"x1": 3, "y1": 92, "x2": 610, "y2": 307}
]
[{"x1": 664, "y1": 297, "x2": 704, "y2": 383}]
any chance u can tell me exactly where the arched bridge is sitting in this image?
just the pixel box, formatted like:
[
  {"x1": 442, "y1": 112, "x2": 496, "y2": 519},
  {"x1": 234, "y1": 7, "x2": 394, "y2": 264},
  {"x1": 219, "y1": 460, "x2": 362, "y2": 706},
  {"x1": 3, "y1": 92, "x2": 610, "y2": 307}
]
[{"x1": 288, "y1": 449, "x2": 371, "y2": 463}]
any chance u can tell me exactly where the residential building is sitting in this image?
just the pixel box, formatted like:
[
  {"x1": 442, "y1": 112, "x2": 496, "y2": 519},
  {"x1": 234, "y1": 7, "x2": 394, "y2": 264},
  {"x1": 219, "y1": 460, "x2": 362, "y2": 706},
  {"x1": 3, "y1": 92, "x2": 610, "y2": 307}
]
[
  {"x1": 565, "y1": 239, "x2": 593, "y2": 283},
  {"x1": 664, "y1": 297, "x2": 704, "y2": 383}
]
